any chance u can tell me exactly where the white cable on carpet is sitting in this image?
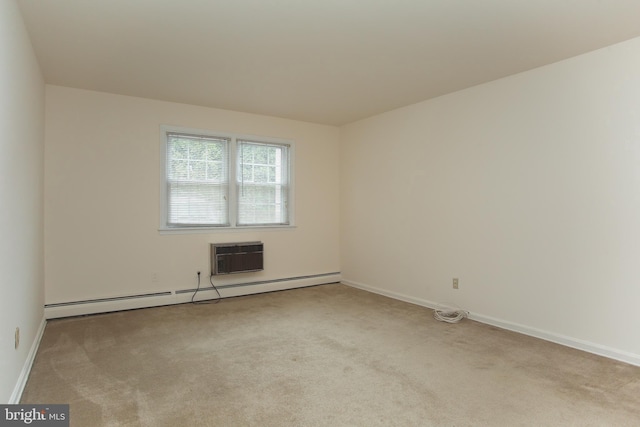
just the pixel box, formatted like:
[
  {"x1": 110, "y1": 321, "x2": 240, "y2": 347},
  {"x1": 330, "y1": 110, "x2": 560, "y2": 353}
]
[{"x1": 433, "y1": 306, "x2": 469, "y2": 323}]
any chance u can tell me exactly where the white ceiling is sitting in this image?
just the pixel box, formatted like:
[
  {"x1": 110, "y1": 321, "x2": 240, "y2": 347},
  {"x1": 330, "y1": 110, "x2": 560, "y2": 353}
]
[{"x1": 17, "y1": 0, "x2": 640, "y2": 126}]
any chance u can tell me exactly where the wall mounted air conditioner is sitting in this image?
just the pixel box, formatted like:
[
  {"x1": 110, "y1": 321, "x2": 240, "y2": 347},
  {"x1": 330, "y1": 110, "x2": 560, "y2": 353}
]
[{"x1": 210, "y1": 242, "x2": 264, "y2": 275}]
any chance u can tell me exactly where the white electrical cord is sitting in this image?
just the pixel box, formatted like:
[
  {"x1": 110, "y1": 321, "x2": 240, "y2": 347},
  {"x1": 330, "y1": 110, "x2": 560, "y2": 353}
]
[{"x1": 433, "y1": 306, "x2": 469, "y2": 323}]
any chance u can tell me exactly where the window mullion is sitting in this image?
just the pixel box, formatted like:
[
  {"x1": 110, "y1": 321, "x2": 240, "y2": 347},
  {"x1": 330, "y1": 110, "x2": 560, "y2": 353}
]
[{"x1": 229, "y1": 136, "x2": 238, "y2": 227}]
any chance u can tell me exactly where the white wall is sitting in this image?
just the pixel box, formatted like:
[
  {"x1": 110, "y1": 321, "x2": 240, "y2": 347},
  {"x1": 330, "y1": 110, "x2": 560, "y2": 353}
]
[
  {"x1": 0, "y1": 0, "x2": 45, "y2": 403},
  {"x1": 341, "y1": 37, "x2": 640, "y2": 364},
  {"x1": 44, "y1": 86, "x2": 340, "y2": 311}
]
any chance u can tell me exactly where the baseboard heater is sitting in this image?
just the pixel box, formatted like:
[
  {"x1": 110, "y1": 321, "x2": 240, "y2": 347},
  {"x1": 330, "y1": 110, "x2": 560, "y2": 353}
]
[
  {"x1": 175, "y1": 272, "x2": 341, "y2": 294},
  {"x1": 45, "y1": 273, "x2": 341, "y2": 307},
  {"x1": 210, "y1": 241, "x2": 264, "y2": 275},
  {"x1": 45, "y1": 272, "x2": 341, "y2": 318},
  {"x1": 45, "y1": 291, "x2": 173, "y2": 308}
]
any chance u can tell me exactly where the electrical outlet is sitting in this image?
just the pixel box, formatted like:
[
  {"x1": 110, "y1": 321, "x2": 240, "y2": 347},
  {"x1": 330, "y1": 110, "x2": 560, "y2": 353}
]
[
  {"x1": 453, "y1": 278, "x2": 459, "y2": 289},
  {"x1": 15, "y1": 327, "x2": 19, "y2": 349},
  {"x1": 151, "y1": 272, "x2": 159, "y2": 283}
]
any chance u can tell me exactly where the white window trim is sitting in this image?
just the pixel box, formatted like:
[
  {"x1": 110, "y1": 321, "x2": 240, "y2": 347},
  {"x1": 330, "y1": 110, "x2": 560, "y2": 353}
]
[{"x1": 159, "y1": 125, "x2": 295, "y2": 234}]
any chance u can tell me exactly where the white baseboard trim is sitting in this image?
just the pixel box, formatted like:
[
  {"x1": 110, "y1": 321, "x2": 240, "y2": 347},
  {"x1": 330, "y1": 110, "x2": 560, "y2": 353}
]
[
  {"x1": 45, "y1": 273, "x2": 341, "y2": 319},
  {"x1": 343, "y1": 279, "x2": 443, "y2": 310},
  {"x1": 342, "y1": 279, "x2": 640, "y2": 367},
  {"x1": 9, "y1": 316, "x2": 47, "y2": 404}
]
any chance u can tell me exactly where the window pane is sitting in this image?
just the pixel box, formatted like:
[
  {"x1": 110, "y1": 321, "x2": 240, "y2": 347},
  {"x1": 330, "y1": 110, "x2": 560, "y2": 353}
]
[
  {"x1": 254, "y1": 146, "x2": 269, "y2": 164},
  {"x1": 253, "y1": 165, "x2": 270, "y2": 183},
  {"x1": 241, "y1": 145, "x2": 254, "y2": 162},
  {"x1": 242, "y1": 164, "x2": 253, "y2": 182},
  {"x1": 207, "y1": 161, "x2": 225, "y2": 181},
  {"x1": 191, "y1": 160, "x2": 207, "y2": 180},
  {"x1": 207, "y1": 144, "x2": 224, "y2": 162},
  {"x1": 189, "y1": 141, "x2": 207, "y2": 160},
  {"x1": 170, "y1": 139, "x2": 189, "y2": 159},
  {"x1": 169, "y1": 159, "x2": 189, "y2": 180}
]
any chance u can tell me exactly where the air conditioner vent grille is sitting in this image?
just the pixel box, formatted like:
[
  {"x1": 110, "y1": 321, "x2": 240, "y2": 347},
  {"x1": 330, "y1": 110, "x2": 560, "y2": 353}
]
[{"x1": 211, "y1": 242, "x2": 264, "y2": 275}]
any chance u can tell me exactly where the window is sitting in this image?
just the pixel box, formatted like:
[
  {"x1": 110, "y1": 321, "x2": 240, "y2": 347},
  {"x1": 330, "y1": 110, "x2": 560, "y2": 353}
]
[
  {"x1": 237, "y1": 140, "x2": 290, "y2": 226},
  {"x1": 166, "y1": 132, "x2": 230, "y2": 226},
  {"x1": 161, "y1": 127, "x2": 293, "y2": 230}
]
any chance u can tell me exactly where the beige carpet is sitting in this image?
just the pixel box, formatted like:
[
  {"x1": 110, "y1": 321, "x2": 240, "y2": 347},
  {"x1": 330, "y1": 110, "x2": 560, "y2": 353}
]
[{"x1": 22, "y1": 284, "x2": 640, "y2": 426}]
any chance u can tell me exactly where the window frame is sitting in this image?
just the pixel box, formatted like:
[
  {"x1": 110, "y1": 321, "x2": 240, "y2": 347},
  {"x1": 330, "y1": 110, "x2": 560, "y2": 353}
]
[{"x1": 159, "y1": 125, "x2": 295, "y2": 233}]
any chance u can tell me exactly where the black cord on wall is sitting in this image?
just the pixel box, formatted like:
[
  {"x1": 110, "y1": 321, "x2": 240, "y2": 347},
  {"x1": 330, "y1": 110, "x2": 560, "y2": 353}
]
[{"x1": 191, "y1": 271, "x2": 222, "y2": 304}]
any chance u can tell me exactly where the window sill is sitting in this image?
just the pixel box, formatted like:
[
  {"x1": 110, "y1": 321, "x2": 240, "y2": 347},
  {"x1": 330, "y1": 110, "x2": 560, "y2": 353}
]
[{"x1": 158, "y1": 224, "x2": 297, "y2": 235}]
